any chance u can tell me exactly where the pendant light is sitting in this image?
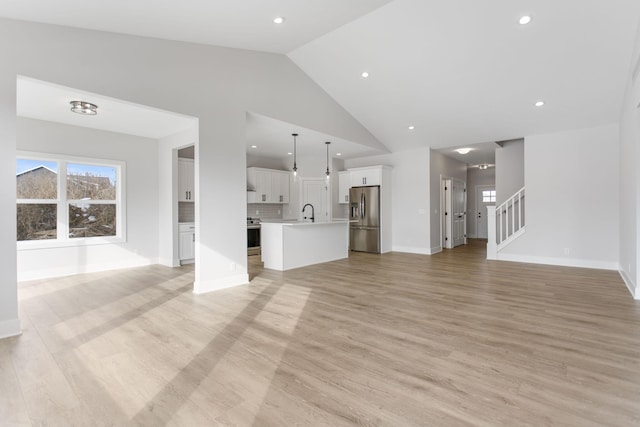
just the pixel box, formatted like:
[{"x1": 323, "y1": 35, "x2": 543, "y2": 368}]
[
  {"x1": 291, "y1": 133, "x2": 298, "y2": 179},
  {"x1": 325, "y1": 141, "x2": 331, "y2": 180}
]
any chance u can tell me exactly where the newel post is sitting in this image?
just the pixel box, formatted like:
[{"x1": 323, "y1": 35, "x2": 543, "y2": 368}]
[{"x1": 486, "y1": 206, "x2": 497, "y2": 260}]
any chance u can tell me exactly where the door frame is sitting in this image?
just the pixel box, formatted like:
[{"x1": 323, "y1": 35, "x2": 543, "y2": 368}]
[
  {"x1": 475, "y1": 184, "x2": 495, "y2": 240},
  {"x1": 300, "y1": 177, "x2": 331, "y2": 221},
  {"x1": 440, "y1": 175, "x2": 467, "y2": 249}
]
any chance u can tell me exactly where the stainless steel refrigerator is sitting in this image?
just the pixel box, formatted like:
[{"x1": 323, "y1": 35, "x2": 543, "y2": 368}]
[{"x1": 349, "y1": 186, "x2": 380, "y2": 253}]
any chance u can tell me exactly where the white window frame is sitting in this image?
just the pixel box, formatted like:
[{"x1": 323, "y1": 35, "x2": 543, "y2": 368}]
[{"x1": 17, "y1": 151, "x2": 126, "y2": 250}]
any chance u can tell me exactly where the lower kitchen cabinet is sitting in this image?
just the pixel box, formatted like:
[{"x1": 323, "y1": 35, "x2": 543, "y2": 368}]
[{"x1": 179, "y1": 223, "x2": 195, "y2": 263}]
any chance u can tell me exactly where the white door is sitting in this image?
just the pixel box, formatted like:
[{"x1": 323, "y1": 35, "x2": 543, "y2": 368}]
[
  {"x1": 451, "y1": 179, "x2": 466, "y2": 247},
  {"x1": 302, "y1": 179, "x2": 328, "y2": 222},
  {"x1": 476, "y1": 186, "x2": 495, "y2": 239}
]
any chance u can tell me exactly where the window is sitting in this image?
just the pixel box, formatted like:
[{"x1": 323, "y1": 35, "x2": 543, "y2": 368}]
[
  {"x1": 482, "y1": 190, "x2": 496, "y2": 203},
  {"x1": 16, "y1": 153, "x2": 125, "y2": 247}
]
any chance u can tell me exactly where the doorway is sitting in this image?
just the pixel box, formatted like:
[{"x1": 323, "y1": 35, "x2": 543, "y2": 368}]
[
  {"x1": 475, "y1": 185, "x2": 495, "y2": 239},
  {"x1": 442, "y1": 177, "x2": 467, "y2": 249},
  {"x1": 301, "y1": 178, "x2": 329, "y2": 222}
]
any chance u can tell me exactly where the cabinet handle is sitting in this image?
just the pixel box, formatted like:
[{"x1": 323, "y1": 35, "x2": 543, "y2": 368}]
[
  {"x1": 280, "y1": 195, "x2": 283, "y2": 202},
  {"x1": 345, "y1": 195, "x2": 348, "y2": 202},
  {"x1": 262, "y1": 194, "x2": 266, "y2": 202},
  {"x1": 192, "y1": 233, "x2": 195, "y2": 242}
]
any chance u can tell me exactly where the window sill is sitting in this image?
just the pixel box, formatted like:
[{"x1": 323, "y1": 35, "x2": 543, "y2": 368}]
[{"x1": 17, "y1": 236, "x2": 126, "y2": 251}]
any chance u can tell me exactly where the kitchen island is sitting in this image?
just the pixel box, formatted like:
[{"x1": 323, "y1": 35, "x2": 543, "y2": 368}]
[{"x1": 260, "y1": 220, "x2": 350, "y2": 271}]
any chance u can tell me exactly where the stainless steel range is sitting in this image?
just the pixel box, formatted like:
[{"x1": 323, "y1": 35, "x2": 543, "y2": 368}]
[{"x1": 247, "y1": 217, "x2": 261, "y2": 256}]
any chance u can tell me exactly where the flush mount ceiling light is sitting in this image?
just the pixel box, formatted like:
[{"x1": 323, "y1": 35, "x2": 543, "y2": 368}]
[
  {"x1": 361, "y1": 71, "x2": 369, "y2": 78},
  {"x1": 291, "y1": 133, "x2": 298, "y2": 178},
  {"x1": 455, "y1": 148, "x2": 472, "y2": 155},
  {"x1": 70, "y1": 100, "x2": 98, "y2": 115},
  {"x1": 534, "y1": 100, "x2": 545, "y2": 107},
  {"x1": 408, "y1": 125, "x2": 415, "y2": 130},
  {"x1": 273, "y1": 17, "x2": 285, "y2": 24},
  {"x1": 251, "y1": 145, "x2": 257, "y2": 149},
  {"x1": 519, "y1": 15, "x2": 532, "y2": 25},
  {"x1": 325, "y1": 141, "x2": 331, "y2": 180},
  {"x1": 336, "y1": 152, "x2": 342, "y2": 156}
]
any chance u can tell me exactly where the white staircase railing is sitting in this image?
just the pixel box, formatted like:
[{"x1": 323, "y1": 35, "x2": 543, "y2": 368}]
[{"x1": 487, "y1": 187, "x2": 525, "y2": 259}]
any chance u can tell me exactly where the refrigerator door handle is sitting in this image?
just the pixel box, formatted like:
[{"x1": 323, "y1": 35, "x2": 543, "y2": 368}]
[
  {"x1": 362, "y1": 193, "x2": 366, "y2": 219},
  {"x1": 360, "y1": 192, "x2": 364, "y2": 220}
]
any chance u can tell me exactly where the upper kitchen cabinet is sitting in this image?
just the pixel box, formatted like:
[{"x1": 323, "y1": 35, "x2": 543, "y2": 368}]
[
  {"x1": 350, "y1": 167, "x2": 382, "y2": 187},
  {"x1": 178, "y1": 158, "x2": 195, "y2": 202},
  {"x1": 271, "y1": 170, "x2": 290, "y2": 204},
  {"x1": 247, "y1": 167, "x2": 290, "y2": 204},
  {"x1": 338, "y1": 171, "x2": 350, "y2": 204}
]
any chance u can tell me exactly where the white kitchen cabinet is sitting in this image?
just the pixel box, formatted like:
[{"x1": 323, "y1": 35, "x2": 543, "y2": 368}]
[
  {"x1": 178, "y1": 158, "x2": 195, "y2": 202},
  {"x1": 350, "y1": 167, "x2": 381, "y2": 187},
  {"x1": 247, "y1": 167, "x2": 289, "y2": 203},
  {"x1": 338, "y1": 171, "x2": 350, "y2": 204},
  {"x1": 271, "y1": 171, "x2": 290, "y2": 203},
  {"x1": 179, "y1": 223, "x2": 195, "y2": 263}
]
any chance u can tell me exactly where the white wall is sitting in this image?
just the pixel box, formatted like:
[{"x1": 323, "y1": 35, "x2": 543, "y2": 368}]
[
  {"x1": 500, "y1": 125, "x2": 620, "y2": 270},
  {"x1": 467, "y1": 166, "x2": 496, "y2": 238},
  {"x1": 345, "y1": 147, "x2": 431, "y2": 254},
  {"x1": 618, "y1": 21, "x2": 640, "y2": 297},
  {"x1": 429, "y1": 150, "x2": 467, "y2": 252},
  {"x1": 16, "y1": 118, "x2": 160, "y2": 281},
  {"x1": 495, "y1": 139, "x2": 524, "y2": 205},
  {"x1": 0, "y1": 18, "x2": 384, "y2": 336}
]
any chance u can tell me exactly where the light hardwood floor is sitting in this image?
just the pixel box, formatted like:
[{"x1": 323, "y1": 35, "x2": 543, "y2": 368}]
[{"x1": 2, "y1": 241, "x2": 640, "y2": 426}]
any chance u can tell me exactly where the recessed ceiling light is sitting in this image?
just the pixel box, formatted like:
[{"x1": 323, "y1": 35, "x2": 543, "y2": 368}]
[
  {"x1": 534, "y1": 100, "x2": 545, "y2": 107},
  {"x1": 273, "y1": 17, "x2": 285, "y2": 24},
  {"x1": 479, "y1": 164, "x2": 489, "y2": 170},
  {"x1": 361, "y1": 72, "x2": 369, "y2": 78},
  {"x1": 287, "y1": 152, "x2": 292, "y2": 155},
  {"x1": 519, "y1": 15, "x2": 532, "y2": 25},
  {"x1": 408, "y1": 125, "x2": 415, "y2": 130},
  {"x1": 455, "y1": 148, "x2": 472, "y2": 155},
  {"x1": 251, "y1": 145, "x2": 257, "y2": 149},
  {"x1": 70, "y1": 100, "x2": 98, "y2": 115},
  {"x1": 336, "y1": 153, "x2": 342, "y2": 156}
]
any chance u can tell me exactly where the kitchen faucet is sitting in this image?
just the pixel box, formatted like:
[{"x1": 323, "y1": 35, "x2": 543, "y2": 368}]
[{"x1": 302, "y1": 203, "x2": 315, "y2": 223}]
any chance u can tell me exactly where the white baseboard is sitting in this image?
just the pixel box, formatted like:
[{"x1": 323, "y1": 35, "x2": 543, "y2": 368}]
[
  {"x1": 193, "y1": 273, "x2": 249, "y2": 295},
  {"x1": 430, "y1": 246, "x2": 443, "y2": 255},
  {"x1": 392, "y1": 246, "x2": 431, "y2": 255},
  {"x1": 18, "y1": 258, "x2": 156, "y2": 282},
  {"x1": 497, "y1": 253, "x2": 618, "y2": 271},
  {"x1": 0, "y1": 318, "x2": 21, "y2": 340},
  {"x1": 618, "y1": 268, "x2": 638, "y2": 299},
  {"x1": 157, "y1": 257, "x2": 180, "y2": 268}
]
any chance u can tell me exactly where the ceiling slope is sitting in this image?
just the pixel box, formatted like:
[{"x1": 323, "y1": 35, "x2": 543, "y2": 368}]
[
  {"x1": 290, "y1": 0, "x2": 640, "y2": 152},
  {"x1": 0, "y1": 0, "x2": 391, "y2": 54}
]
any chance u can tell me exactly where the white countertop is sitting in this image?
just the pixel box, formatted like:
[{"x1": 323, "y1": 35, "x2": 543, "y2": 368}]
[{"x1": 261, "y1": 219, "x2": 353, "y2": 226}]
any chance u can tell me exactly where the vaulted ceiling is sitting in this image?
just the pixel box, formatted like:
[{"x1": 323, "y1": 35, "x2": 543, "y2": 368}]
[{"x1": 3, "y1": 0, "x2": 639, "y2": 158}]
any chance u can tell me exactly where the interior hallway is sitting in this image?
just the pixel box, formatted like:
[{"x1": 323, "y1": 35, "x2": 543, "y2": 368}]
[{"x1": 2, "y1": 245, "x2": 639, "y2": 426}]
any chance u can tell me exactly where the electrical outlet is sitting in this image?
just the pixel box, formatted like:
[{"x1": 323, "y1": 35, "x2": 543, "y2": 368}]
[
  {"x1": 277, "y1": 209, "x2": 281, "y2": 214},
  {"x1": 563, "y1": 248, "x2": 570, "y2": 255},
  {"x1": 255, "y1": 210, "x2": 259, "y2": 215}
]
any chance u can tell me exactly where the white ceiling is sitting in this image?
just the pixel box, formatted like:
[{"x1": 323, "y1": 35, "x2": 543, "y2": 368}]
[
  {"x1": 290, "y1": 0, "x2": 640, "y2": 151},
  {"x1": 436, "y1": 141, "x2": 500, "y2": 167},
  {"x1": 246, "y1": 113, "x2": 385, "y2": 160},
  {"x1": 17, "y1": 77, "x2": 196, "y2": 139},
  {"x1": 6, "y1": 1, "x2": 640, "y2": 157},
  {"x1": 0, "y1": 0, "x2": 391, "y2": 54}
]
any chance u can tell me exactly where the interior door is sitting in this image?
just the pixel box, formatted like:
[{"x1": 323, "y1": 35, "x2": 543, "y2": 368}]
[
  {"x1": 451, "y1": 179, "x2": 466, "y2": 247},
  {"x1": 302, "y1": 179, "x2": 328, "y2": 222},
  {"x1": 476, "y1": 186, "x2": 495, "y2": 239}
]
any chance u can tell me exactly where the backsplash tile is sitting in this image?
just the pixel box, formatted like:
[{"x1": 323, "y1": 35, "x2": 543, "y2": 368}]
[{"x1": 247, "y1": 204, "x2": 283, "y2": 220}]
